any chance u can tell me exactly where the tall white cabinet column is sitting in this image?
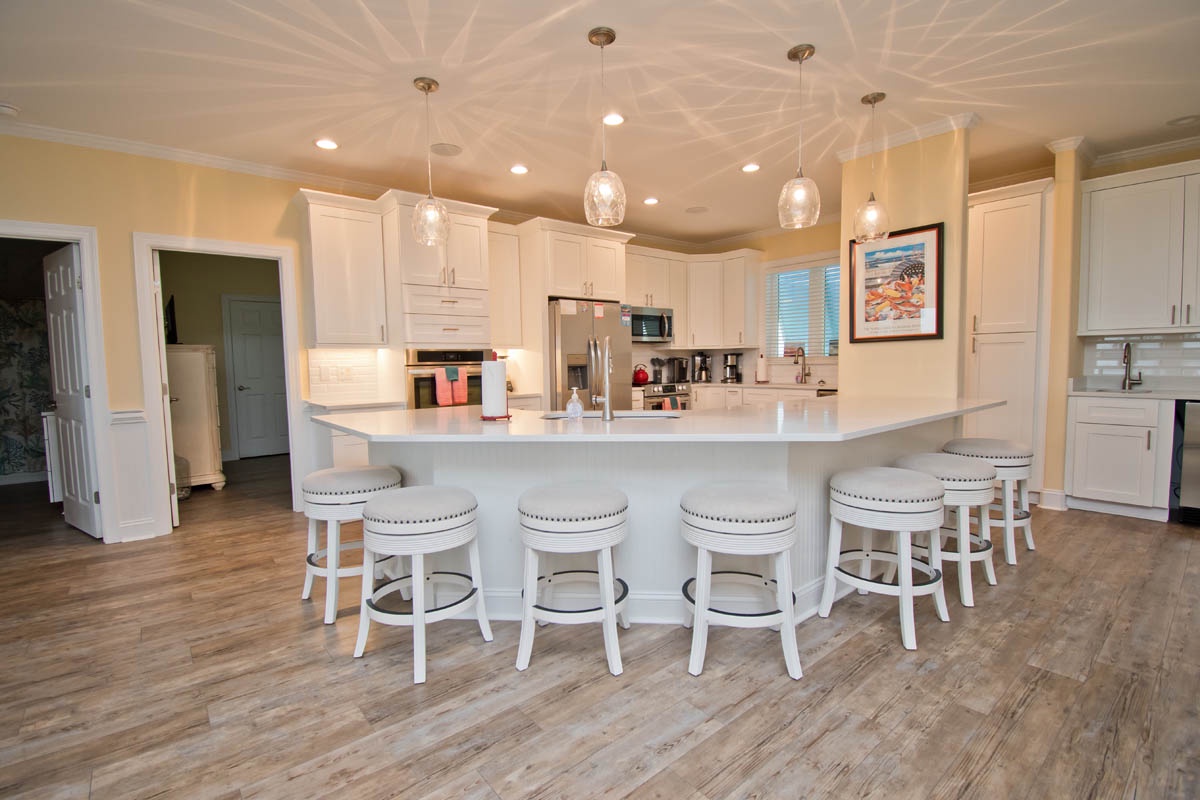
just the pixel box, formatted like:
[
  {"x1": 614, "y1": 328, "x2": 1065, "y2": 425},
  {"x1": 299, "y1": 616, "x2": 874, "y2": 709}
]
[{"x1": 961, "y1": 179, "x2": 1053, "y2": 494}]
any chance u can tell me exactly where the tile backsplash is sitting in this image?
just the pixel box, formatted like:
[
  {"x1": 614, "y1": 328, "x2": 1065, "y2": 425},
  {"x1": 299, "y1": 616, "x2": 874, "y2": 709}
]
[
  {"x1": 307, "y1": 349, "x2": 379, "y2": 398},
  {"x1": 1083, "y1": 334, "x2": 1200, "y2": 385}
]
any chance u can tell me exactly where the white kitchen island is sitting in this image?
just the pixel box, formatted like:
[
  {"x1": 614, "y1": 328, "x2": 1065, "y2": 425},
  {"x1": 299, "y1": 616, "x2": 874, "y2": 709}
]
[{"x1": 314, "y1": 396, "x2": 1001, "y2": 624}]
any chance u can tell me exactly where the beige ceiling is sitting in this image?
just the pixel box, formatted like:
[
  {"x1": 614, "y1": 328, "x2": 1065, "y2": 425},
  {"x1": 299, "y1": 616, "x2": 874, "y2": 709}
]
[{"x1": 2, "y1": 0, "x2": 1199, "y2": 243}]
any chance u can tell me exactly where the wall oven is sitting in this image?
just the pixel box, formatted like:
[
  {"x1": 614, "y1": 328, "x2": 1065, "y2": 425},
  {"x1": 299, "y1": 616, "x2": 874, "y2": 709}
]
[
  {"x1": 406, "y1": 349, "x2": 485, "y2": 410},
  {"x1": 630, "y1": 306, "x2": 673, "y2": 344}
]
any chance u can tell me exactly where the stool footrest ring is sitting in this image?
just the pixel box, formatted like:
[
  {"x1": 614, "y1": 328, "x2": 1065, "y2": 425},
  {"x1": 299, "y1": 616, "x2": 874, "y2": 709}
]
[
  {"x1": 365, "y1": 571, "x2": 478, "y2": 625},
  {"x1": 306, "y1": 541, "x2": 365, "y2": 578},
  {"x1": 682, "y1": 570, "x2": 798, "y2": 629},
  {"x1": 834, "y1": 550, "x2": 943, "y2": 597},
  {"x1": 526, "y1": 570, "x2": 628, "y2": 625}
]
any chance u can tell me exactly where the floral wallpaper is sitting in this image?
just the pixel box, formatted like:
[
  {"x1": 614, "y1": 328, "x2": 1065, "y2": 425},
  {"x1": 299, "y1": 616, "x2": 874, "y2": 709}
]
[{"x1": 0, "y1": 298, "x2": 52, "y2": 475}]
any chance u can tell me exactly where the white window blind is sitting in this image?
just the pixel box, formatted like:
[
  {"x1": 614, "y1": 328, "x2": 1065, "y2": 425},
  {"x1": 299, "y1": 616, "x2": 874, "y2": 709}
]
[{"x1": 764, "y1": 261, "x2": 840, "y2": 357}]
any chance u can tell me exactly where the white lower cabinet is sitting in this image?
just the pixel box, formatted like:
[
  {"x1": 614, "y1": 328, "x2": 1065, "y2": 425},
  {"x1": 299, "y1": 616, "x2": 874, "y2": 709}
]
[
  {"x1": 1066, "y1": 396, "x2": 1171, "y2": 512},
  {"x1": 330, "y1": 432, "x2": 369, "y2": 467},
  {"x1": 631, "y1": 388, "x2": 644, "y2": 411},
  {"x1": 742, "y1": 388, "x2": 779, "y2": 407},
  {"x1": 508, "y1": 395, "x2": 543, "y2": 411}
]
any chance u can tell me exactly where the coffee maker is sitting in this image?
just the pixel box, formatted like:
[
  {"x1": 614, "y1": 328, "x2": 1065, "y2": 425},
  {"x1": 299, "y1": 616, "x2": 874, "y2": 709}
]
[
  {"x1": 721, "y1": 353, "x2": 741, "y2": 383},
  {"x1": 693, "y1": 352, "x2": 711, "y2": 383}
]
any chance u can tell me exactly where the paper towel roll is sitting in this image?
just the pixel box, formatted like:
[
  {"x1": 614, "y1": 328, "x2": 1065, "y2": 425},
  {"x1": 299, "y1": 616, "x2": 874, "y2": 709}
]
[
  {"x1": 755, "y1": 353, "x2": 769, "y2": 383},
  {"x1": 481, "y1": 361, "x2": 509, "y2": 419}
]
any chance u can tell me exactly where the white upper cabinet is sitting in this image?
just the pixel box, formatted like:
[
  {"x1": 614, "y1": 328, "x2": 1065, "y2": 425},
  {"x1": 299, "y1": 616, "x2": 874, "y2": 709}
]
[
  {"x1": 384, "y1": 191, "x2": 493, "y2": 290},
  {"x1": 517, "y1": 218, "x2": 633, "y2": 302},
  {"x1": 299, "y1": 190, "x2": 387, "y2": 346},
  {"x1": 626, "y1": 252, "x2": 671, "y2": 307},
  {"x1": 687, "y1": 259, "x2": 723, "y2": 348},
  {"x1": 1079, "y1": 162, "x2": 1200, "y2": 334},
  {"x1": 722, "y1": 254, "x2": 748, "y2": 347},
  {"x1": 967, "y1": 193, "x2": 1042, "y2": 334}
]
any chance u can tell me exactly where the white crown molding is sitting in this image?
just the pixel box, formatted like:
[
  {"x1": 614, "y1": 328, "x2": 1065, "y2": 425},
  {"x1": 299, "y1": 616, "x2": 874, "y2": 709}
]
[
  {"x1": 837, "y1": 112, "x2": 981, "y2": 163},
  {"x1": 1045, "y1": 135, "x2": 1095, "y2": 164},
  {"x1": 624, "y1": 233, "x2": 710, "y2": 254},
  {"x1": 1092, "y1": 134, "x2": 1200, "y2": 168},
  {"x1": 0, "y1": 119, "x2": 390, "y2": 197},
  {"x1": 968, "y1": 169, "x2": 1054, "y2": 196}
]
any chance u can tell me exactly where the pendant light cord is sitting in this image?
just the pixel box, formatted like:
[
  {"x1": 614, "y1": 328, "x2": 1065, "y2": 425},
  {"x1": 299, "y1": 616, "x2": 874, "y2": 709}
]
[
  {"x1": 795, "y1": 57, "x2": 804, "y2": 174},
  {"x1": 424, "y1": 90, "x2": 434, "y2": 198},
  {"x1": 600, "y1": 44, "x2": 608, "y2": 170},
  {"x1": 869, "y1": 99, "x2": 877, "y2": 196}
]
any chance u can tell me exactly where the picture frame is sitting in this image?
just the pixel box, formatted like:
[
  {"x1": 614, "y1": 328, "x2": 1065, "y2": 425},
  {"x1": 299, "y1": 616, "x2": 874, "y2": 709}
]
[{"x1": 848, "y1": 221, "x2": 944, "y2": 343}]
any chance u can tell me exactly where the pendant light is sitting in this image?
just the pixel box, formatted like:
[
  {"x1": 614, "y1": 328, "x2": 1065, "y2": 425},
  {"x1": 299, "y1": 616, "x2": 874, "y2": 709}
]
[
  {"x1": 412, "y1": 77, "x2": 450, "y2": 247},
  {"x1": 583, "y1": 27, "x2": 626, "y2": 227},
  {"x1": 778, "y1": 44, "x2": 820, "y2": 229},
  {"x1": 853, "y1": 92, "x2": 891, "y2": 243}
]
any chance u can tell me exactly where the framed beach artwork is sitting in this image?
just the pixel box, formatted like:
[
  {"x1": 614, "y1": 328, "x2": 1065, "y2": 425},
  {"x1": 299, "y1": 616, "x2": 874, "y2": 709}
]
[{"x1": 848, "y1": 222, "x2": 944, "y2": 343}]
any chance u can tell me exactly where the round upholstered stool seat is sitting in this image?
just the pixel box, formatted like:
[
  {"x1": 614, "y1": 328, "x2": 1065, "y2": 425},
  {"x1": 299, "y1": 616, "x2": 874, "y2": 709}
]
[
  {"x1": 819, "y1": 467, "x2": 949, "y2": 650},
  {"x1": 352, "y1": 486, "x2": 492, "y2": 685},
  {"x1": 680, "y1": 482, "x2": 802, "y2": 680},
  {"x1": 301, "y1": 465, "x2": 402, "y2": 625},
  {"x1": 516, "y1": 482, "x2": 630, "y2": 677},
  {"x1": 895, "y1": 453, "x2": 998, "y2": 607},
  {"x1": 943, "y1": 437, "x2": 1036, "y2": 565}
]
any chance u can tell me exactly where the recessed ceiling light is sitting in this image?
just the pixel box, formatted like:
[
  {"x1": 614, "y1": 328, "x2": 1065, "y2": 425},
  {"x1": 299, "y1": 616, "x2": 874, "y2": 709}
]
[
  {"x1": 431, "y1": 142, "x2": 462, "y2": 157},
  {"x1": 1166, "y1": 114, "x2": 1200, "y2": 128},
  {"x1": 510, "y1": 164, "x2": 529, "y2": 175},
  {"x1": 685, "y1": 206, "x2": 709, "y2": 214},
  {"x1": 643, "y1": 197, "x2": 659, "y2": 205},
  {"x1": 314, "y1": 138, "x2": 338, "y2": 150},
  {"x1": 603, "y1": 112, "x2": 624, "y2": 126},
  {"x1": 741, "y1": 163, "x2": 760, "y2": 173},
  {"x1": 0, "y1": 102, "x2": 19, "y2": 118}
]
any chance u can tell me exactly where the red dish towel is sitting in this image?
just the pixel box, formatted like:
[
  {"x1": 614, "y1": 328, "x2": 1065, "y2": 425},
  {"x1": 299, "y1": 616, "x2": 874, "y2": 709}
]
[
  {"x1": 434, "y1": 368, "x2": 452, "y2": 406},
  {"x1": 451, "y1": 373, "x2": 468, "y2": 404}
]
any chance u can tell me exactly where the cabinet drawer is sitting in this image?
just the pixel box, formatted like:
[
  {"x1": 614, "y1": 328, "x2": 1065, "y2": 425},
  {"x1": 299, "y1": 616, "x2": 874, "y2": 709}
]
[
  {"x1": 403, "y1": 286, "x2": 489, "y2": 317},
  {"x1": 405, "y1": 314, "x2": 490, "y2": 345},
  {"x1": 1073, "y1": 396, "x2": 1162, "y2": 426}
]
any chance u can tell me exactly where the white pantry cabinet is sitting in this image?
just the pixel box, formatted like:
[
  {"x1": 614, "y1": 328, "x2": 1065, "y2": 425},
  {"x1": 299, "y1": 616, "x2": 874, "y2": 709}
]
[
  {"x1": 299, "y1": 190, "x2": 387, "y2": 346},
  {"x1": 962, "y1": 332, "x2": 1037, "y2": 446},
  {"x1": 967, "y1": 192, "x2": 1043, "y2": 334},
  {"x1": 1079, "y1": 160, "x2": 1200, "y2": 334},
  {"x1": 687, "y1": 260, "x2": 723, "y2": 348},
  {"x1": 488, "y1": 225, "x2": 523, "y2": 348}
]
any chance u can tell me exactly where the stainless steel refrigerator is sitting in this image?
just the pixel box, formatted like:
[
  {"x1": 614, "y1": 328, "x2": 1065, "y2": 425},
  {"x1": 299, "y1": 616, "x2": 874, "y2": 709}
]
[{"x1": 548, "y1": 299, "x2": 633, "y2": 411}]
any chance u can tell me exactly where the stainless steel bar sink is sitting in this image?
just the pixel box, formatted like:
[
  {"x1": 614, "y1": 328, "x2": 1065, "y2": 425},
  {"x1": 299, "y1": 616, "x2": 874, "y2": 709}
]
[
  {"x1": 1091, "y1": 388, "x2": 1154, "y2": 393},
  {"x1": 541, "y1": 410, "x2": 681, "y2": 419}
]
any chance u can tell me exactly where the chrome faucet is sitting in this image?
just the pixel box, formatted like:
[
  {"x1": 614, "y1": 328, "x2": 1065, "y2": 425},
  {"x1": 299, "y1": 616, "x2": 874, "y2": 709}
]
[
  {"x1": 1121, "y1": 342, "x2": 1142, "y2": 391},
  {"x1": 590, "y1": 335, "x2": 615, "y2": 421},
  {"x1": 792, "y1": 345, "x2": 810, "y2": 384}
]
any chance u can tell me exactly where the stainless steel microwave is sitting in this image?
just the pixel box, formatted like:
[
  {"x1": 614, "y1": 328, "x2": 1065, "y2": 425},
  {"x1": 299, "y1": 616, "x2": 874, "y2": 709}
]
[{"x1": 630, "y1": 306, "x2": 673, "y2": 344}]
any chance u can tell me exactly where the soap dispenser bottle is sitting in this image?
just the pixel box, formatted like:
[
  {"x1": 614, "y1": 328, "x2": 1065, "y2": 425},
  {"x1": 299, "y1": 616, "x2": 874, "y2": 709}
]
[{"x1": 566, "y1": 387, "x2": 584, "y2": 419}]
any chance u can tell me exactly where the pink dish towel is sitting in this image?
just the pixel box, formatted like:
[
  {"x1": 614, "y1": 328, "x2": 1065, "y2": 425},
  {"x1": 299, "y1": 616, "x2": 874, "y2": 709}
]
[
  {"x1": 434, "y1": 368, "x2": 453, "y2": 406},
  {"x1": 451, "y1": 373, "x2": 468, "y2": 404}
]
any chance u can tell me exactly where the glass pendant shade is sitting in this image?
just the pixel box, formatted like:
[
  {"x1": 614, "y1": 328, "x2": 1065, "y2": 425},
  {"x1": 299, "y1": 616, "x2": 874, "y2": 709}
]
[
  {"x1": 853, "y1": 191, "x2": 890, "y2": 242},
  {"x1": 584, "y1": 166, "x2": 626, "y2": 227},
  {"x1": 412, "y1": 195, "x2": 450, "y2": 246},
  {"x1": 778, "y1": 171, "x2": 821, "y2": 229}
]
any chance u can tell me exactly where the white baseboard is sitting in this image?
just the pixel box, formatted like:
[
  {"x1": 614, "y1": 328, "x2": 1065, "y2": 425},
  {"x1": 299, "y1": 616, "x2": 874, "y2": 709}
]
[
  {"x1": 1066, "y1": 495, "x2": 1168, "y2": 522},
  {"x1": 0, "y1": 471, "x2": 46, "y2": 486},
  {"x1": 1036, "y1": 489, "x2": 1067, "y2": 512}
]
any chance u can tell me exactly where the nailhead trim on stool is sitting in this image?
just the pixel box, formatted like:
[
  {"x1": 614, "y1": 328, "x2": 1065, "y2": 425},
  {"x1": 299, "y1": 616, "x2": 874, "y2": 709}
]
[
  {"x1": 516, "y1": 482, "x2": 630, "y2": 677},
  {"x1": 352, "y1": 485, "x2": 493, "y2": 685},
  {"x1": 895, "y1": 453, "x2": 998, "y2": 608},
  {"x1": 943, "y1": 437, "x2": 1036, "y2": 565},
  {"x1": 301, "y1": 465, "x2": 402, "y2": 625},
  {"x1": 819, "y1": 467, "x2": 949, "y2": 650},
  {"x1": 680, "y1": 481, "x2": 802, "y2": 680}
]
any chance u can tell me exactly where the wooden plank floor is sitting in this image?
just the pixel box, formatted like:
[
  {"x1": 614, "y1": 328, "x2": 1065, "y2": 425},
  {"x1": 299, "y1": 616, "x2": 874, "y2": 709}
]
[{"x1": 1, "y1": 456, "x2": 1197, "y2": 799}]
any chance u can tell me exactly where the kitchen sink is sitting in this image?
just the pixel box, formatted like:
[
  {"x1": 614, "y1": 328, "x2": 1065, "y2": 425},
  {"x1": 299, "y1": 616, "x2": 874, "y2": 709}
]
[
  {"x1": 541, "y1": 410, "x2": 681, "y2": 420},
  {"x1": 1091, "y1": 388, "x2": 1154, "y2": 393}
]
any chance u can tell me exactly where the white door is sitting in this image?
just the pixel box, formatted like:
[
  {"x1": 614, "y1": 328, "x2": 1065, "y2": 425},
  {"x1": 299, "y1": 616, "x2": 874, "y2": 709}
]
[
  {"x1": 43, "y1": 244, "x2": 101, "y2": 537},
  {"x1": 151, "y1": 252, "x2": 181, "y2": 525},
  {"x1": 229, "y1": 299, "x2": 289, "y2": 457}
]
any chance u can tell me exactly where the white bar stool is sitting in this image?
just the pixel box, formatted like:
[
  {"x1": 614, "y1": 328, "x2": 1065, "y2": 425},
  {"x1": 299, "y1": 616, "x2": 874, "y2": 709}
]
[
  {"x1": 516, "y1": 482, "x2": 630, "y2": 677},
  {"x1": 818, "y1": 467, "x2": 948, "y2": 650},
  {"x1": 680, "y1": 482, "x2": 802, "y2": 680},
  {"x1": 942, "y1": 438, "x2": 1035, "y2": 565},
  {"x1": 894, "y1": 453, "x2": 998, "y2": 607},
  {"x1": 301, "y1": 465, "x2": 402, "y2": 624},
  {"x1": 352, "y1": 486, "x2": 492, "y2": 685}
]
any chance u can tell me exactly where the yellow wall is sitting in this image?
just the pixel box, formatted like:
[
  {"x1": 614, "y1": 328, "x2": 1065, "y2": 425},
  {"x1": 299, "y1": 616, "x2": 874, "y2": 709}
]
[
  {"x1": 159, "y1": 251, "x2": 280, "y2": 451},
  {"x1": 0, "y1": 134, "x2": 375, "y2": 410},
  {"x1": 738, "y1": 220, "x2": 841, "y2": 261},
  {"x1": 837, "y1": 129, "x2": 970, "y2": 397}
]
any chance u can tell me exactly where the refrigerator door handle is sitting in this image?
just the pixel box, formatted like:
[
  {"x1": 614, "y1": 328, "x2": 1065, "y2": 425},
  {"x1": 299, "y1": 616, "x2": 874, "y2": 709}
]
[{"x1": 587, "y1": 337, "x2": 599, "y2": 403}]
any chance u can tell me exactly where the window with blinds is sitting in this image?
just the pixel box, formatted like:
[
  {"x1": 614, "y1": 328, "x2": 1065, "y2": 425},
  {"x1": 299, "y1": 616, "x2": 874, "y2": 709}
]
[{"x1": 764, "y1": 261, "x2": 840, "y2": 357}]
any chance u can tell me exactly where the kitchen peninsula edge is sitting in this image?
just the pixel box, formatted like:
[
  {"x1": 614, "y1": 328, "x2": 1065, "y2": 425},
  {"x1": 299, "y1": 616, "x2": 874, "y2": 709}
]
[{"x1": 313, "y1": 396, "x2": 1002, "y2": 625}]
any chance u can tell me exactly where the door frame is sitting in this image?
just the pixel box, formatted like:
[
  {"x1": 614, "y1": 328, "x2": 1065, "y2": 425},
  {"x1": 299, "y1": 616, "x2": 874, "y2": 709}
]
[
  {"x1": 0, "y1": 220, "x2": 114, "y2": 538},
  {"x1": 133, "y1": 234, "x2": 307, "y2": 523},
  {"x1": 220, "y1": 293, "x2": 284, "y2": 462}
]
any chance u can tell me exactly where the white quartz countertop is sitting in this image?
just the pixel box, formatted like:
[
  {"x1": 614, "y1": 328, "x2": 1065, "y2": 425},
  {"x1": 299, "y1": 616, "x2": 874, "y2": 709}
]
[
  {"x1": 313, "y1": 395, "x2": 1001, "y2": 443},
  {"x1": 304, "y1": 398, "x2": 407, "y2": 412}
]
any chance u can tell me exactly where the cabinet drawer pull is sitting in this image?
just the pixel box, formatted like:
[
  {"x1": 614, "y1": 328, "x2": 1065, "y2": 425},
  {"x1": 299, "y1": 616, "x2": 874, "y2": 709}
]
[
  {"x1": 440, "y1": 299, "x2": 459, "y2": 304},
  {"x1": 442, "y1": 327, "x2": 460, "y2": 332},
  {"x1": 1147, "y1": 430, "x2": 1152, "y2": 450}
]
